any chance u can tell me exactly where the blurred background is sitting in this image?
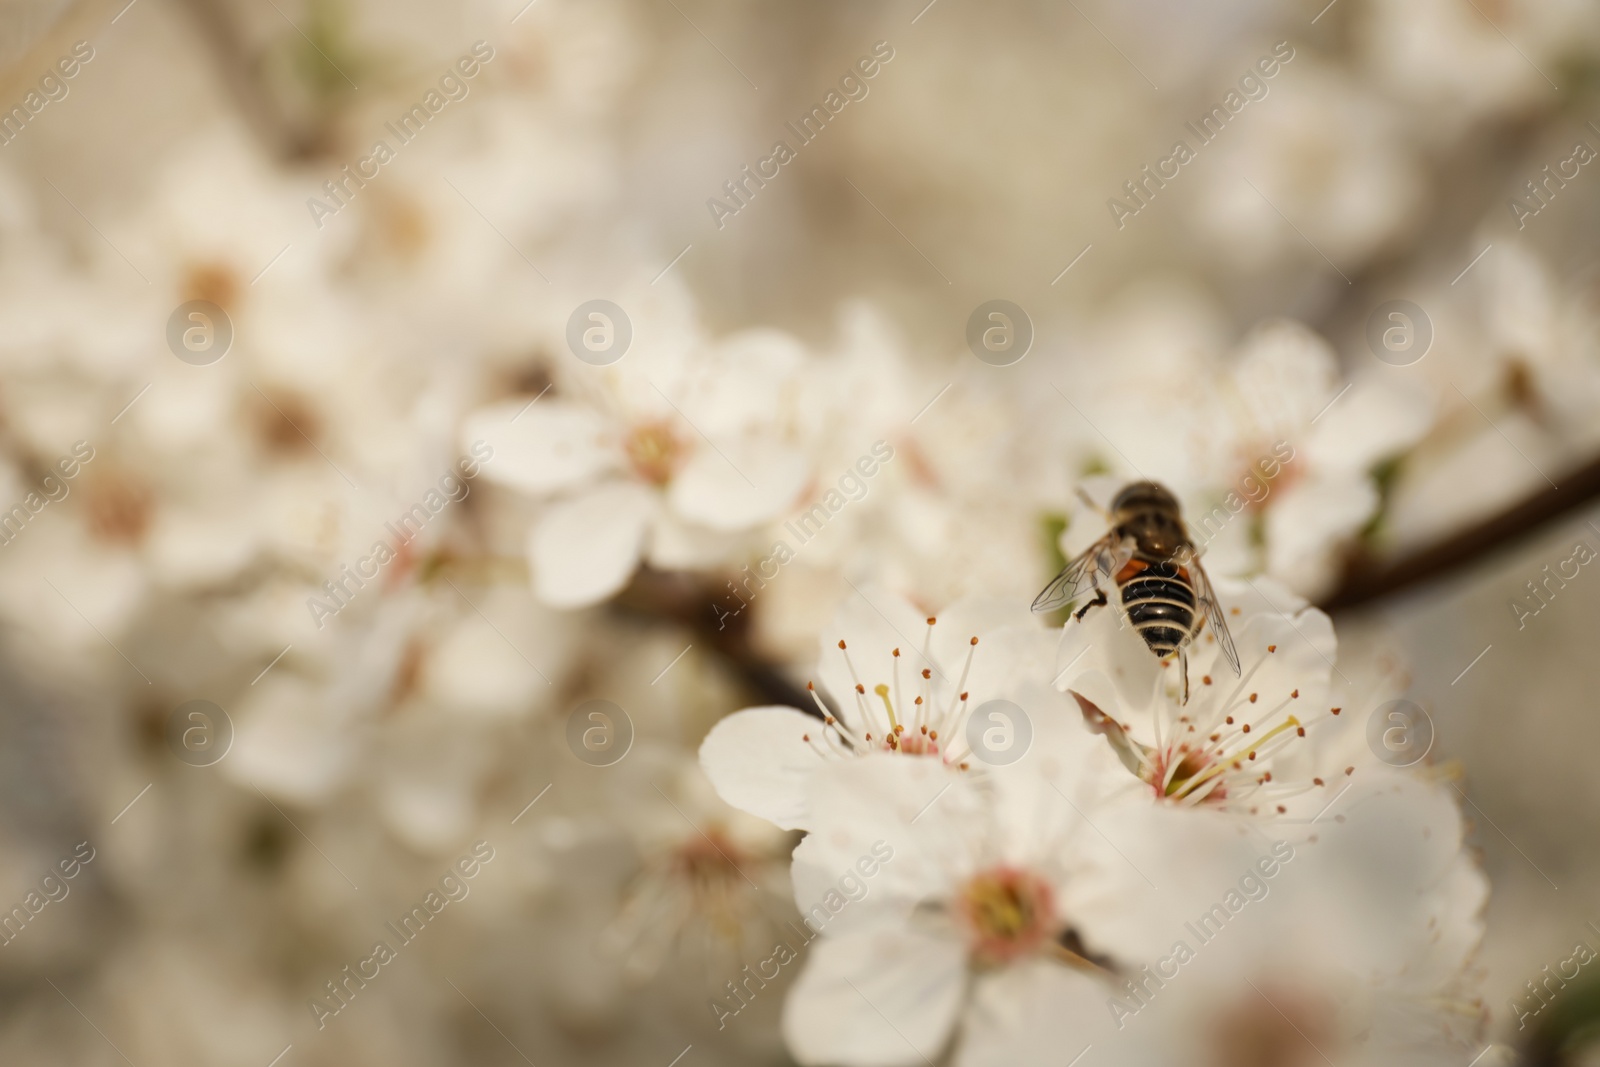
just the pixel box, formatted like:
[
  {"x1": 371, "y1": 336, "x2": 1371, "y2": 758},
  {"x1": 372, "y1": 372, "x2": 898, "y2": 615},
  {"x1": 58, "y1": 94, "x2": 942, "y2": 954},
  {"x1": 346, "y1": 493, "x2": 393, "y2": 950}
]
[{"x1": 0, "y1": 0, "x2": 1598, "y2": 1063}]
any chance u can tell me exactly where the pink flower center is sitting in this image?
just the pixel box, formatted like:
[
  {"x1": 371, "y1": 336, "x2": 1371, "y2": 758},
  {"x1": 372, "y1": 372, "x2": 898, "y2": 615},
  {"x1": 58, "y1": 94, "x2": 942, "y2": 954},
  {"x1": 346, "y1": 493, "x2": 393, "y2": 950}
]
[
  {"x1": 1150, "y1": 745, "x2": 1227, "y2": 803},
  {"x1": 800, "y1": 621, "x2": 982, "y2": 771},
  {"x1": 625, "y1": 420, "x2": 685, "y2": 486},
  {"x1": 957, "y1": 866, "x2": 1057, "y2": 966}
]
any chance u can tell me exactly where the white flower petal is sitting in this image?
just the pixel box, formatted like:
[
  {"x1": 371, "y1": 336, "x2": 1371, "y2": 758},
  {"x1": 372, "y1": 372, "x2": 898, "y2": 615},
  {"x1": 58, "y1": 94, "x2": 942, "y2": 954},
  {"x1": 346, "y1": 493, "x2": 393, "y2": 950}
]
[
  {"x1": 1056, "y1": 574, "x2": 1335, "y2": 731},
  {"x1": 1190, "y1": 507, "x2": 1258, "y2": 580},
  {"x1": 1052, "y1": 594, "x2": 1164, "y2": 715},
  {"x1": 952, "y1": 961, "x2": 1113, "y2": 1067},
  {"x1": 1065, "y1": 789, "x2": 1265, "y2": 960},
  {"x1": 421, "y1": 614, "x2": 548, "y2": 718},
  {"x1": 924, "y1": 599, "x2": 1037, "y2": 695},
  {"x1": 668, "y1": 439, "x2": 808, "y2": 531},
  {"x1": 698, "y1": 706, "x2": 822, "y2": 831},
  {"x1": 463, "y1": 398, "x2": 619, "y2": 496},
  {"x1": 145, "y1": 501, "x2": 261, "y2": 589},
  {"x1": 1306, "y1": 370, "x2": 1435, "y2": 473},
  {"x1": 1182, "y1": 576, "x2": 1336, "y2": 708},
  {"x1": 783, "y1": 922, "x2": 967, "y2": 1067},
  {"x1": 1231, "y1": 318, "x2": 1341, "y2": 435},
  {"x1": 1264, "y1": 474, "x2": 1377, "y2": 597},
  {"x1": 815, "y1": 586, "x2": 938, "y2": 733},
  {"x1": 224, "y1": 677, "x2": 355, "y2": 803},
  {"x1": 527, "y1": 482, "x2": 656, "y2": 608},
  {"x1": 378, "y1": 778, "x2": 475, "y2": 854},
  {"x1": 1216, "y1": 772, "x2": 1486, "y2": 983},
  {"x1": 795, "y1": 756, "x2": 976, "y2": 918},
  {"x1": 643, "y1": 506, "x2": 748, "y2": 570},
  {"x1": 678, "y1": 328, "x2": 807, "y2": 437}
]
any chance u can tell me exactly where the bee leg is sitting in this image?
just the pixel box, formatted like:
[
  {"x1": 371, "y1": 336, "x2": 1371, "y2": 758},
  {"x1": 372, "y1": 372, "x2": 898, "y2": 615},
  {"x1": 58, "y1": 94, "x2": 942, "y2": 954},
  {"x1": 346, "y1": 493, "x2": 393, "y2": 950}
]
[
  {"x1": 1177, "y1": 648, "x2": 1190, "y2": 705},
  {"x1": 1074, "y1": 486, "x2": 1114, "y2": 521},
  {"x1": 1073, "y1": 588, "x2": 1109, "y2": 622}
]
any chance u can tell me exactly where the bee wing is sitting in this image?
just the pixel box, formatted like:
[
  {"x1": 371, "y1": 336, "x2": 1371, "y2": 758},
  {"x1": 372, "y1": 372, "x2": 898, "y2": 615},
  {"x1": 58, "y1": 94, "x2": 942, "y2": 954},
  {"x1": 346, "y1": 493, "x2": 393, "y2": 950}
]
[
  {"x1": 1187, "y1": 554, "x2": 1241, "y2": 676},
  {"x1": 1031, "y1": 533, "x2": 1131, "y2": 614}
]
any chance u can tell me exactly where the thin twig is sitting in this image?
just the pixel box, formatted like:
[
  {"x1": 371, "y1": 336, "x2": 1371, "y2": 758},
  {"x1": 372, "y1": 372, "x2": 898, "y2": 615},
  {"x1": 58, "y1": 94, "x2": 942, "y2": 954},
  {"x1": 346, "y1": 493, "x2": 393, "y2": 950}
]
[
  {"x1": 609, "y1": 568, "x2": 820, "y2": 715},
  {"x1": 1321, "y1": 450, "x2": 1600, "y2": 612},
  {"x1": 172, "y1": 0, "x2": 316, "y2": 159}
]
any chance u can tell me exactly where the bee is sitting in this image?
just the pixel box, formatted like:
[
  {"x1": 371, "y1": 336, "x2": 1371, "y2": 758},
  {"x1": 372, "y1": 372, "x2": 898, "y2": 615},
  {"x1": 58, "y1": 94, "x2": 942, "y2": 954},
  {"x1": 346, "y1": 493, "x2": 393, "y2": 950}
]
[{"x1": 1033, "y1": 480, "x2": 1239, "y2": 703}]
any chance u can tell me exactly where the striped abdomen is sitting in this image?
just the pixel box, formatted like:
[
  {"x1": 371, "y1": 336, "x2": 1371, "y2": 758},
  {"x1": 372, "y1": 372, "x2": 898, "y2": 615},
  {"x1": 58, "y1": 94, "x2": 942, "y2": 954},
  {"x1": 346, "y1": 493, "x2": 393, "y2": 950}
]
[{"x1": 1117, "y1": 560, "x2": 1197, "y2": 657}]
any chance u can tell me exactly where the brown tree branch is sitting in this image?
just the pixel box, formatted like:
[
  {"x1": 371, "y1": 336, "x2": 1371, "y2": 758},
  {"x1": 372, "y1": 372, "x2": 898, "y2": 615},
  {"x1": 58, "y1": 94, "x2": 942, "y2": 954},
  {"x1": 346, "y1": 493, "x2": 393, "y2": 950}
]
[
  {"x1": 1319, "y1": 451, "x2": 1600, "y2": 613},
  {"x1": 172, "y1": 0, "x2": 318, "y2": 160},
  {"x1": 616, "y1": 452, "x2": 1600, "y2": 712},
  {"x1": 609, "y1": 568, "x2": 821, "y2": 716}
]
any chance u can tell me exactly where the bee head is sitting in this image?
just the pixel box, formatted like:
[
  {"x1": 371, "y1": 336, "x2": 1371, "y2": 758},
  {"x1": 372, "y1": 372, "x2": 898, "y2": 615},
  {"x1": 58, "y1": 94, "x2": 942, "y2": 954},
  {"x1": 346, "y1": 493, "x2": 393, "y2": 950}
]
[{"x1": 1111, "y1": 480, "x2": 1179, "y2": 515}]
